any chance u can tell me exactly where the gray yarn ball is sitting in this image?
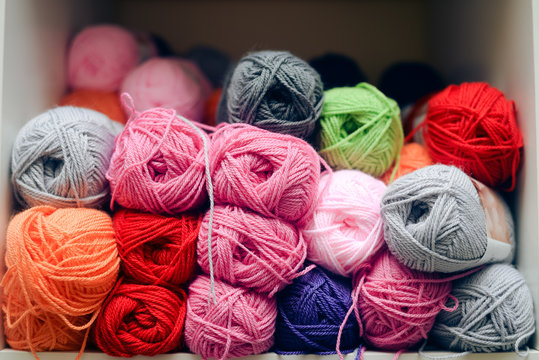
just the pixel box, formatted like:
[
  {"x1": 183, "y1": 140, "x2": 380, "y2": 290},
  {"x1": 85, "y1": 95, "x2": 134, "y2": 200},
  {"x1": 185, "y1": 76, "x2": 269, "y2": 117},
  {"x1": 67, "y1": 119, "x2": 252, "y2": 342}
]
[
  {"x1": 11, "y1": 106, "x2": 123, "y2": 208},
  {"x1": 218, "y1": 50, "x2": 324, "y2": 140},
  {"x1": 381, "y1": 164, "x2": 514, "y2": 273},
  {"x1": 431, "y1": 264, "x2": 535, "y2": 353}
]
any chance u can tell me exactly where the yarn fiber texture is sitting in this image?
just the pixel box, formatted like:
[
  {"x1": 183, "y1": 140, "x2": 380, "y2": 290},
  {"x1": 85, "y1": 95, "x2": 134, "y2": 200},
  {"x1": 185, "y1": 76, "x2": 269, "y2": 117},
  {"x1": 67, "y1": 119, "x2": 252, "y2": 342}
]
[
  {"x1": 113, "y1": 209, "x2": 201, "y2": 288},
  {"x1": 59, "y1": 90, "x2": 127, "y2": 124},
  {"x1": 318, "y1": 82, "x2": 404, "y2": 177},
  {"x1": 354, "y1": 251, "x2": 453, "y2": 351},
  {"x1": 218, "y1": 50, "x2": 324, "y2": 140},
  {"x1": 11, "y1": 106, "x2": 122, "y2": 209},
  {"x1": 381, "y1": 142, "x2": 433, "y2": 184},
  {"x1": 197, "y1": 205, "x2": 307, "y2": 295},
  {"x1": 68, "y1": 24, "x2": 139, "y2": 92},
  {"x1": 275, "y1": 266, "x2": 360, "y2": 354},
  {"x1": 94, "y1": 281, "x2": 186, "y2": 357},
  {"x1": 381, "y1": 164, "x2": 515, "y2": 273},
  {"x1": 302, "y1": 170, "x2": 386, "y2": 277},
  {"x1": 431, "y1": 264, "x2": 535, "y2": 353},
  {"x1": 2, "y1": 206, "x2": 120, "y2": 352},
  {"x1": 107, "y1": 106, "x2": 208, "y2": 214},
  {"x1": 185, "y1": 275, "x2": 277, "y2": 360},
  {"x1": 210, "y1": 123, "x2": 320, "y2": 225},
  {"x1": 424, "y1": 82, "x2": 523, "y2": 190}
]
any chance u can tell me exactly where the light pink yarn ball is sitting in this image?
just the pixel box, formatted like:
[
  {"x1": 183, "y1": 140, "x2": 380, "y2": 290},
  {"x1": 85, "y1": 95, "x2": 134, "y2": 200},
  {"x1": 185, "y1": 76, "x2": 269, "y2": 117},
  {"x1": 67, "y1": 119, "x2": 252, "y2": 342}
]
[
  {"x1": 121, "y1": 58, "x2": 211, "y2": 123},
  {"x1": 197, "y1": 205, "x2": 307, "y2": 295},
  {"x1": 68, "y1": 24, "x2": 139, "y2": 92},
  {"x1": 302, "y1": 170, "x2": 386, "y2": 277},
  {"x1": 185, "y1": 275, "x2": 276, "y2": 360}
]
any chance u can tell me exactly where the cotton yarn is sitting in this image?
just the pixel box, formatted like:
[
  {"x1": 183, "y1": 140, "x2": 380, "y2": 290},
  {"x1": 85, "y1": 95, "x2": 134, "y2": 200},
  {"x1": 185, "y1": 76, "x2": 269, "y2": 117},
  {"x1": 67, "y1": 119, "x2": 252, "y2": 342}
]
[
  {"x1": 68, "y1": 24, "x2": 139, "y2": 92},
  {"x1": 59, "y1": 90, "x2": 126, "y2": 124},
  {"x1": 381, "y1": 164, "x2": 515, "y2": 273},
  {"x1": 107, "y1": 106, "x2": 208, "y2": 214},
  {"x1": 302, "y1": 170, "x2": 386, "y2": 277},
  {"x1": 353, "y1": 251, "x2": 454, "y2": 351},
  {"x1": 197, "y1": 205, "x2": 307, "y2": 295},
  {"x1": 309, "y1": 52, "x2": 367, "y2": 89},
  {"x1": 218, "y1": 50, "x2": 324, "y2": 140},
  {"x1": 424, "y1": 82, "x2": 523, "y2": 190},
  {"x1": 431, "y1": 264, "x2": 535, "y2": 353},
  {"x1": 11, "y1": 106, "x2": 122, "y2": 209},
  {"x1": 318, "y1": 82, "x2": 404, "y2": 177},
  {"x1": 94, "y1": 281, "x2": 187, "y2": 357},
  {"x1": 2, "y1": 206, "x2": 120, "y2": 352},
  {"x1": 210, "y1": 123, "x2": 321, "y2": 225},
  {"x1": 275, "y1": 266, "x2": 360, "y2": 354},
  {"x1": 113, "y1": 209, "x2": 201, "y2": 288},
  {"x1": 380, "y1": 142, "x2": 433, "y2": 184},
  {"x1": 185, "y1": 275, "x2": 277, "y2": 360},
  {"x1": 121, "y1": 58, "x2": 211, "y2": 123}
]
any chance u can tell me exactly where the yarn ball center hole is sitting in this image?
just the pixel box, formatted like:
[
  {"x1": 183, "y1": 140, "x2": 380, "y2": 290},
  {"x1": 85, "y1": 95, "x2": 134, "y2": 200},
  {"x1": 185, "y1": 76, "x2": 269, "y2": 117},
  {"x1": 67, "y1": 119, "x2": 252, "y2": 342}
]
[
  {"x1": 246, "y1": 155, "x2": 274, "y2": 183},
  {"x1": 147, "y1": 154, "x2": 168, "y2": 182},
  {"x1": 342, "y1": 116, "x2": 361, "y2": 136},
  {"x1": 143, "y1": 239, "x2": 174, "y2": 265},
  {"x1": 407, "y1": 200, "x2": 431, "y2": 224},
  {"x1": 42, "y1": 156, "x2": 64, "y2": 181}
]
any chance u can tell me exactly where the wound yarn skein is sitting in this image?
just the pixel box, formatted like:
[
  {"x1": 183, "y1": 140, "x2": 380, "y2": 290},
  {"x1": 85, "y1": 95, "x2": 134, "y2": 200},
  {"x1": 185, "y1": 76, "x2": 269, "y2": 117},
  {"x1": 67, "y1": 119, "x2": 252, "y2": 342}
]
[
  {"x1": 11, "y1": 106, "x2": 122, "y2": 209},
  {"x1": 302, "y1": 170, "x2": 386, "y2": 277},
  {"x1": 380, "y1": 142, "x2": 433, "y2": 185},
  {"x1": 218, "y1": 50, "x2": 324, "y2": 140},
  {"x1": 59, "y1": 90, "x2": 127, "y2": 124}
]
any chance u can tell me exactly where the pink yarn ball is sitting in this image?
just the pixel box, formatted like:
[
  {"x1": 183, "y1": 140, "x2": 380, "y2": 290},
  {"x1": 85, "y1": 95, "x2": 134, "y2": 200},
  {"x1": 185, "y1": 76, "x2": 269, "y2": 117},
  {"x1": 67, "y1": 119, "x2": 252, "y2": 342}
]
[
  {"x1": 197, "y1": 205, "x2": 307, "y2": 295},
  {"x1": 185, "y1": 275, "x2": 276, "y2": 360},
  {"x1": 106, "y1": 107, "x2": 208, "y2": 214},
  {"x1": 121, "y1": 58, "x2": 211, "y2": 123},
  {"x1": 302, "y1": 170, "x2": 386, "y2": 277},
  {"x1": 210, "y1": 124, "x2": 320, "y2": 225},
  {"x1": 68, "y1": 24, "x2": 139, "y2": 92}
]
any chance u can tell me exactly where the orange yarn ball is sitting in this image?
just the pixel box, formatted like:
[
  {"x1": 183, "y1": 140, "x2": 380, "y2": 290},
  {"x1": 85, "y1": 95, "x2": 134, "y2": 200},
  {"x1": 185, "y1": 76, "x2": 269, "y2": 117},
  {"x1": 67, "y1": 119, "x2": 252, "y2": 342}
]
[
  {"x1": 59, "y1": 90, "x2": 126, "y2": 124},
  {"x1": 204, "y1": 88, "x2": 222, "y2": 126},
  {"x1": 2, "y1": 206, "x2": 120, "y2": 353},
  {"x1": 381, "y1": 142, "x2": 434, "y2": 184}
]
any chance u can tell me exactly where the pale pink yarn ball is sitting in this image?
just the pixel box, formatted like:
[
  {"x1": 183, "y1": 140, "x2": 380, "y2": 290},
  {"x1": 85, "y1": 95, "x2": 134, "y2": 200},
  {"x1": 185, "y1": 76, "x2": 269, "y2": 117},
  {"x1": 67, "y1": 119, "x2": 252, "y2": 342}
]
[
  {"x1": 185, "y1": 275, "x2": 276, "y2": 360},
  {"x1": 197, "y1": 205, "x2": 307, "y2": 295},
  {"x1": 302, "y1": 170, "x2": 386, "y2": 277},
  {"x1": 121, "y1": 58, "x2": 211, "y2": 123},
  {"x1": 68, "y1": 24, "x2": 139, "y2": 92}
]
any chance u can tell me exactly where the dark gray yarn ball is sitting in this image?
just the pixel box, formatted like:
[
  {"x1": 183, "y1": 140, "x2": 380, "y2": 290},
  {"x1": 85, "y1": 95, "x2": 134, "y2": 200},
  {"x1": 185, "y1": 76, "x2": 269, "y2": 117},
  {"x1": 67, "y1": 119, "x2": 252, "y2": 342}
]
[{"x1": 218, "y1": 50, "x2": 324, "y2": 140}]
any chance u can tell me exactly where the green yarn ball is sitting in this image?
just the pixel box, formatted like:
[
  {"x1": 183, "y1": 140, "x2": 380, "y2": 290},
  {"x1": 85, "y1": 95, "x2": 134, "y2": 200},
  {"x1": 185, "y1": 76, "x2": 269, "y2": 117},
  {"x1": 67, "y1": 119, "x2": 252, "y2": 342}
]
[{"x1": 318, "y1": 83, "x2": 404, "y2": 177}]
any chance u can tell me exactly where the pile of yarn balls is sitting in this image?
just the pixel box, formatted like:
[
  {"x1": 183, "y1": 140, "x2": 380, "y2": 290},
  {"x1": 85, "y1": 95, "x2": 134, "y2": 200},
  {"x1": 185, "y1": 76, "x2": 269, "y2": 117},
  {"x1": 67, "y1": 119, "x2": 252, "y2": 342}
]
[{"x1": 2, "y1": 21, "x2": 534, "y2": 360}]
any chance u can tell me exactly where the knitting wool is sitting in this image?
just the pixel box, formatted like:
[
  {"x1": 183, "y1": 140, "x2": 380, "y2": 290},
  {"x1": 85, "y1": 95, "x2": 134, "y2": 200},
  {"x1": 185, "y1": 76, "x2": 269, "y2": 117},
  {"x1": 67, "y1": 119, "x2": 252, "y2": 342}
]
[
  {"x1": 210, "y1": 123, "x2": 320, "y2": 225},
  {"x1": 318, "y1": 83, "x2": 403, "y2": 177},
  {"x1": 113, "y1": 209, "x2": 201, "y2": 287},
  {"x1": 302, "y1": 170, "x2": 386, "y2": 277},
  {"x1": 275, "y1": 266, "x2": 360, "y2": 354},
  {"x1": 11, "y1": 106, "x2": 122, "y2": 209},
  {"x1": 431, "y1": 264, "x2": 535, "y2": 353},
  {"x1": 380, "y1": 142, "x2": 433, "y2": 184},
  {"x1": 185, "y1": 275, "x2": 277, "y2": 360},
  {"x1": 59, "y1": 90, "x2": 126, "y2": 124},
  {"x1": 197, "y1": 205, "x2": 307, "y2": 295},
  {"x1": 205, "y1": 88, "x2": 222, "y2": 126},
  {"x1": 218, "y1": 50, "x2": 323, "y2": 140}
]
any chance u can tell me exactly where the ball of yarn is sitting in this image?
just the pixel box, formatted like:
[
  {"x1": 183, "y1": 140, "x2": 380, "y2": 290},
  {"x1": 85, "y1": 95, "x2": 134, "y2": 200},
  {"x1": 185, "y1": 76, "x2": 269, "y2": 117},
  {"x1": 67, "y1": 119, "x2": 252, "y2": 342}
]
[
  {"x1": 94, "y1": 281, "x2": 186, "y2": 357},
  {"x1": 205, "y1": 88, "x2": 222, "y2": 126},
  {"x1": 424, "y1": 82, "x2": 523, "y2": 190},
  {"x1": 59, "y1": 90, "x2": 126, "y2": 124},
  {"x1": 186, "y1": 45, "x2": 232, "y2": 87},
  {"x1": 68, "y1": 24, "x2": 139, "y2": 92},
  {"x1": 318, "y1": 82, "x2": 404, "y2": 177},
  {"x1": 2, "y1": 206, "x2": 120, "y2": 351},
  {"x1": 431, "y1": 264, "x2": 535, "y2": 353},
  {"x1": 302, "y1": 170, "x2": 386, "y2": 277},
  {"x1": 354, "y1": 250, "x2": 453, "y2": 350},
  {"x1": 185, "y1": 275, "x2": 277, "y2": 360},
  {"x1": 210, "y1": 123, "x2": 320, "y2": 225},
  {"x1": 11, "y1": 106, "x2": 122, "y2": 209},
  {"x1": 275, "y1": 266, "x2": 360, "y2": 354},
  {"x1": 113, "y1": 209, "x2": 201, "y2": 287},
  {"x1": 381, "y1": 164, "x2": 515, "y2": 273},
  {"x1": 121, "y1": 58, "x2": 211, "y2": 122},
  {"x1": 218, "y1": 50, "x2": 323, "y2": 140},
  {"x1": 197, "y1": 205, "x2": 307, "y2": 295},
  {"x1": 309, "y1": 52, "x2": 367, "y2": 89},
  {"x1": 380, "y1": 143, "x2": 433, "y2": 184},
  {"x1": 107, "y1": 106, "x2": 208, "y2": 214}
]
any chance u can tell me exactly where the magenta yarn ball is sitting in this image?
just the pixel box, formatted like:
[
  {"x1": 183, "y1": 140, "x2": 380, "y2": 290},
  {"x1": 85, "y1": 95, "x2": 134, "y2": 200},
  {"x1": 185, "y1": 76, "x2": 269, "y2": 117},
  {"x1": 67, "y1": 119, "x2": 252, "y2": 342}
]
[{"x1": 68, "y1": 24, "x2": 139, "y2": 92}]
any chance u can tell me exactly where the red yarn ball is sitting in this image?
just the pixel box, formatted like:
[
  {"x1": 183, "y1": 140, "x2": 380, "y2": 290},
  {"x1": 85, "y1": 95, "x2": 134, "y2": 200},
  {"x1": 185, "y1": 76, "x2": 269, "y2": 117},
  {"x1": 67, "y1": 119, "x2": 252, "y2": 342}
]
[
  {"x1": 113, "y1": 209, "x2": 201, "y2": 287},
  {"x1": 424, "y1": 82, "x2": 523, "y2": 190},
  {"x1": 94, "y1": 281, "x2": 186, "y2": 357}
]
